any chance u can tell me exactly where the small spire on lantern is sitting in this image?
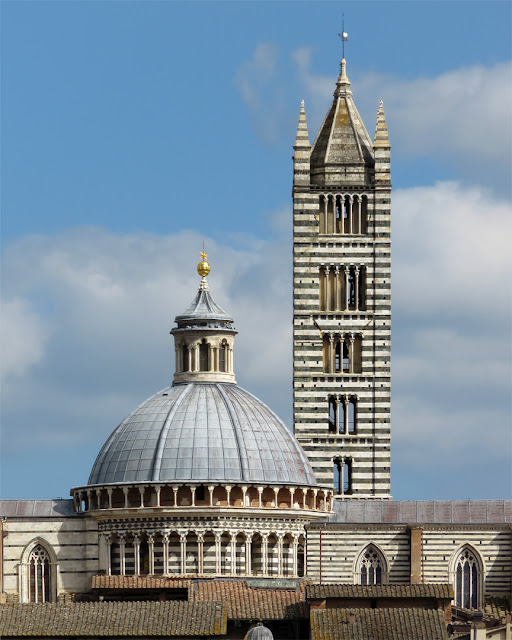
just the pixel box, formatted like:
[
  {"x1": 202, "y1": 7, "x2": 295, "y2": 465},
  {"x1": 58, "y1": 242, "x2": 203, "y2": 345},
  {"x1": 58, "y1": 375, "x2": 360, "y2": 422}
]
[{"x1": 197, "y1": 241, "x2": 210, "y2": 278}]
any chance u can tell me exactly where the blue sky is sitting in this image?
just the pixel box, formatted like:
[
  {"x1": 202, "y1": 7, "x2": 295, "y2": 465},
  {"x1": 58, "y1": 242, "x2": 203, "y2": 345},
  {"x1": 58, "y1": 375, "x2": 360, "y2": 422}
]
[{"x1": 1, "y1": 1, "x2": 511, "y2": 500}]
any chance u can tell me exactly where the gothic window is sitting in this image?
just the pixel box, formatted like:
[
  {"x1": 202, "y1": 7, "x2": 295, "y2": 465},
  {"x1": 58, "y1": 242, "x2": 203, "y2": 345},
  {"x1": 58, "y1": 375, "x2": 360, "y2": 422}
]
[
  {"x1": 28, "y1": 545, "x2": 51, "y2": 603},
  {"x1": 333, "y1": 461, "x2": 342, "y2": 494},
  {"x1": 357, "y1": 545, "x2": 386, "y2": 585},
  {"x1": 454, "y1": 546, "x2": 482, "y2": 609},
  {"x1": 199, "y1": 340, "x2": 209, "y2": 371}
]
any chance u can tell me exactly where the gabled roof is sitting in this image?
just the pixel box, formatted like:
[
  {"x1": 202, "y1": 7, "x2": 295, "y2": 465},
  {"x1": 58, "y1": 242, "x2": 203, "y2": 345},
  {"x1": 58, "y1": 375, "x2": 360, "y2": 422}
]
[
  {"x1": 306, "y1": 583, "x2": 453, "y2": 600},
  {"x1": 0, "y1": 602, "x2": 227, "y2": 637},
  {"x1": 310, "y1": 608, "x2": 449, "y2": 640}
]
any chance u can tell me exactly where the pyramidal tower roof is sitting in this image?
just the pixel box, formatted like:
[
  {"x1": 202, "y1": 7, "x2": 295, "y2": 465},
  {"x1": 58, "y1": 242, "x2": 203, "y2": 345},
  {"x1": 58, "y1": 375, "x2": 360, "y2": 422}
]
[{"x1": 310, "y1": 58, "x2": 374, "y2": 187}]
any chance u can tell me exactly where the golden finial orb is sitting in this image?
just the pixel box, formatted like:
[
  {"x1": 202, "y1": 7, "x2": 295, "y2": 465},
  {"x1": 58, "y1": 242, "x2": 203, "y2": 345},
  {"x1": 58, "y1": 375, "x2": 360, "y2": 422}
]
[{"x1": 197, "y1": 250, "x2": 210, "y2": 277}]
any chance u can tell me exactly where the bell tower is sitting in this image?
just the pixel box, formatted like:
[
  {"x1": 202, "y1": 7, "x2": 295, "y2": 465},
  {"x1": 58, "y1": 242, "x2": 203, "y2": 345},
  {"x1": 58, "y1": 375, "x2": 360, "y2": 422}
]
[{"x1": 292, "y1": 57, "x2": 391, "y2": 498}]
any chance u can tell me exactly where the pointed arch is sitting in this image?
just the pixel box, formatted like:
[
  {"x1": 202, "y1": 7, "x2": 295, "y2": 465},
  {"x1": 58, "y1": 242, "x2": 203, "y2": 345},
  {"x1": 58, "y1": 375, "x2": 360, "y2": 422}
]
[
  {"x1": 449, "y1": 544, "x2": 484, "y2": 609},
  {"x1": 20, "y1": 538, "x2": 58, "y2": 603},
  {"x1": 354, "y1": 543, "x2": 388, "y2": 585}
]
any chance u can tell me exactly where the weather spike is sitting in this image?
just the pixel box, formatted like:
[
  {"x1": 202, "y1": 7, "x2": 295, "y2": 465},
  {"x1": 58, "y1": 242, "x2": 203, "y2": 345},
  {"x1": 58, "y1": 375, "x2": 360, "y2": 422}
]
[{"x1": 338, "y1": 14, "x2": 348, "y2": 59}]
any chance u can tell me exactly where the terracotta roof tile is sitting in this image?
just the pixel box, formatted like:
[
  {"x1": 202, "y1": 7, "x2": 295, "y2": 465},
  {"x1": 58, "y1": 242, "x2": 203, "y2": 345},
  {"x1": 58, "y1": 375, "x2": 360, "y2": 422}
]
[
  {"x1": 92, "y1": 575, "x2": 191, "y2": 590},
  {"x1": 193, "y1": 581, "x2": 306, "y2": 620},
  {"x1": 306, "y1": 583, "x2": 453, "y2": 600},
  {"x1": 0, "y1": 601, "x2": 227, "y2": 637},
  {"x1": 310, "y1": 608, "x2": 449, "y2": 640}
]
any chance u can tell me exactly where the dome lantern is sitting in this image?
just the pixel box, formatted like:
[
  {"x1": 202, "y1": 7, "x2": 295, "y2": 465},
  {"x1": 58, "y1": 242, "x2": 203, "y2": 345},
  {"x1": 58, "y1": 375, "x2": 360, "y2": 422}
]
[{"x1": 171, "y1": 251, "x2": 237, "y2": 384}]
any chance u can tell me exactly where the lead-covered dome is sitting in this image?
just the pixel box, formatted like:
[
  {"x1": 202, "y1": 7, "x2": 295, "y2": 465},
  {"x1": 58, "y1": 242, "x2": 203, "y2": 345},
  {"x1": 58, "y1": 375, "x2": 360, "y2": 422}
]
[{"x1": 89, "y1": 382, "x2": 317, "y2": 487}]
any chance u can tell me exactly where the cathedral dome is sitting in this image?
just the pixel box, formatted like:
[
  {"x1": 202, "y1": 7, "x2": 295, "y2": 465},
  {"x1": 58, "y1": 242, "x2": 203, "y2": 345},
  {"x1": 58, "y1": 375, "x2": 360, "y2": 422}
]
[{"x1": 88, "y1": 382, "x2": 317, "y2": 486}]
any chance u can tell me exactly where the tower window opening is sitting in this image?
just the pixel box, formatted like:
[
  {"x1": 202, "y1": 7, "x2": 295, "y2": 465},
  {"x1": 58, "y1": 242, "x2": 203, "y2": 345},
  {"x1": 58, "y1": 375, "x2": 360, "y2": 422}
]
[
  {"x1": 343, "y1": 341, "x2": 350, "y2": 373},
  {"x1": 219, "y1": 343, "x2": 227, "y2": 372},
  {"x1": 343, "y1": 458, "x2": 352, "y2": 494},
  {"x1": 199, "y1": 340, "x2": 209, "y2": 371},
  {"x1": 348, "y1": 272, "x2": 356, "y2": 308},
  {"x1": 348, "y1": 400, "x2": 356, "y2": 434},
  {"x1": 335, "y1": 341, "x2": 342, "y2": 373},
  {"x1": 328, "y1": 398, "x2": 337, "y2": 432},
  {"x1": 333, "y1": 461, "x2": 342, "y2": 494}
]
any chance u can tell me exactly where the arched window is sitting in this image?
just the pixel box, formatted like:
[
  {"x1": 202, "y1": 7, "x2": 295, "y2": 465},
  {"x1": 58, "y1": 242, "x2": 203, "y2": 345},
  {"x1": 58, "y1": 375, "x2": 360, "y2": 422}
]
[
  {"x1": 219, "y1": 342, "x2": 228, "y2": 372},
  {"x1": 342, "y1": 341, "x2": 350, "y2": 373},
  {"x1": 453, "y1": 546, "x2": 482, "y2": 609},
  {"x1": 348, "y1": 399, "x2": 356, "y2": 433},
  {"x1": 333, "y1": 458, "x2": 352, "y2": 495},
  {"x1": 182, "y1": 344, "x2": 189, "y2": 372},
  {"x1": 28, "y1": 545, "x2": 51, "y2": 603},
  {"x1": 335, "y1": 341, "x2": 342, "y2": 372},
  {"x1": 357, "y1": 545, "x2": 386, "y2": 585},
  {"x1": 340, "y1": 397, "x2": 357, "y2": 434},
  {"x1": 199, "y1": 340, "x2": 209, "y2": 371}
]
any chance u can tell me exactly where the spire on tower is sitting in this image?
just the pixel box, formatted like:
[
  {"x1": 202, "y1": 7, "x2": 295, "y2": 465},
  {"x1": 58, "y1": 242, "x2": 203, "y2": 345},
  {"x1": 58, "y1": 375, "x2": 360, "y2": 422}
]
[
  {"x1": 373, "y1": 100, "x2": 391, "y2": 148},
  {"x1": 294, "y1": 99, "x2": 311, "y2": 149}
]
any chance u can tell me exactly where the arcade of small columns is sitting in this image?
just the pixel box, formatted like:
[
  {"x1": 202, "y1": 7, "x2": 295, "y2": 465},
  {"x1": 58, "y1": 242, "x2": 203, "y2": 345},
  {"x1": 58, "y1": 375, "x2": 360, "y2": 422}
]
[
  {"x1": 318, "y1": 193, "x2": 368, "y2": 235},
  {"x1": 174, "y1": 337, "x2": 234, "y2": 374},
  {"x1": 322, "y1": 332, "x2": 363, "y2": 374},
  {"x1": 73, "y1": 483, "x2": 334, "y2": 514},
  {"x1": 99, "y1": 526, "x2": 307, "y2": 578},
  {"x1": 319, "y1": 264, "x2": 366, "y2": 312}
]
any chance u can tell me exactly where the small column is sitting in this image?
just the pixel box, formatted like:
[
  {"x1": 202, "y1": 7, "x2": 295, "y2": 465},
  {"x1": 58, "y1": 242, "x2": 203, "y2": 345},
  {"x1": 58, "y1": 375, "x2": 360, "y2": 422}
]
[
  {"x1": 133, "y1": 534, "x2": 141, "y2": 576},
  {"x1": 162, "y1": 534, "x2": 169, "y2": 575},
  {"x1": 187, "y1": 346, "x2": 192, "y2": 372},
  {"x1": 215, "y1": 534, "x2": 222, "y2": 575},
  {"x1": 335, "y1": 397, "x2": 340, "y2": 433},
  {"x1": 348, "y1": 196, "x2": 353, "y2": 234},
  {"x1": 174, "y1": 346, "x2": 179, "y2": 374},
  {"x1": 344, "y1": 267, "x2": 350, "y2": 310},
  {"x1": 245, "y1": 536, "x2": 252, "y2": 576},
  {"x1": 329, "y1": 334, "x2": 335, "y2": 373},
  {"x1": 313, "y1": 489, "x2": 319, "y2": 510},
  {"x1": 213, "y1": 347, "x2": 218, "y2": 371},
  {"x1": 354, "y1": 267, "x2": 360, "y2": 311},
  {"x1": 335, "y1": 266, "x2": 340, "y2": 311},
  {"x1": 180, "y1": 533, "x2": 187, "y2": 575},
  {"x1": 330, "y1": 194, "x2": 336, "y2": 234},
  {"x1": 262, "y1": 535, "x2": 269, "y2": 577},
  {"x1": 146, "y1": 533, "x2": 155, "y2": 575},
  {"x1": 340, "y1": 459, "x2": 345, "y2": 496},
  {"x1": 257, "y1": 486, "x2": 263, "y2": 508},
  {"x1": 292, "y1": 538, "x2": 299, "y2": 577},
  {"x1": 242, "y1": 486, "x2": 248, "y2": 506},
  {"x1": 208, "y1": 344, "x2": 213, "y2": 372},
  {"x1": 230, "y1": 534, "x2": 237, "y2": 575},
  {"x1": 325, "y1": 266, "x2": 330, "y2": 311},
  {"x1": 289, "y1": 487, "x2": 296, "y2": 508},
  {"x1": 197, "y1": 533, "x2": 204, "y2": 575},
  {"x1": 340, "y1": 195, "x2": 345, "y2": 235},
  {"x1": 225, "y1": 485, "x2": 232, "y2": 507},
  {"x1": 344, "y1": 396, "x2": 349, "y2": 434},
  {"x1": 357, "y1": 196, "x2": 362, "y2": 234},
  {"x1": 139, "y1": 486, "x2": 145, "y2": 508},
  {"x1": 190, "y1": 486, "x2": 196, "y2": 507},
  {"x1": 349, "y1": 334, "x2": 355, "y2": 374},
  {"x1": 123, "y1": 487, "x2": 129, "y2": 509},
  {"x1": 172, "y1": 486, "x2": 179, "y2": 507},
  {"x1": 119, "y1": 532, "x2": 126, "y2": 576},
  {"x1": 273, "y1": 487, "x2": 279, "y2": 508},
  {"x1": 277, "y1": 534, "x2": 284, "y2": 577},
  {"x1": 208, "y1": 485, "x2": 215, "y2": 507},
  {"x1": 155, "y1": 485, "x2": 161, "y2": 507},
  {"x1": 104, "y1": 533, "x2": 112, "y2": 576}
]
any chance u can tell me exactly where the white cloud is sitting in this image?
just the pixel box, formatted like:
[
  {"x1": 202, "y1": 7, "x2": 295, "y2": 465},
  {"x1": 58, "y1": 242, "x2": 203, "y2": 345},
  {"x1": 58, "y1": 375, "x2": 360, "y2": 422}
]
[
  {"x1": 393, "y1": 181, "x2": 512, "y2": 318},
  {"x1": 0, "y1": 298, "x2": 48, "y2": 384}
]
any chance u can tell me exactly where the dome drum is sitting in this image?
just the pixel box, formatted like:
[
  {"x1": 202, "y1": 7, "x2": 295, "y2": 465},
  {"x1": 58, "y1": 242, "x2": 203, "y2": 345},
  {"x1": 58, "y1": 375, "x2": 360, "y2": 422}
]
[{"x1": 72, "y1": 481, "x2": 333, "y2": 518}]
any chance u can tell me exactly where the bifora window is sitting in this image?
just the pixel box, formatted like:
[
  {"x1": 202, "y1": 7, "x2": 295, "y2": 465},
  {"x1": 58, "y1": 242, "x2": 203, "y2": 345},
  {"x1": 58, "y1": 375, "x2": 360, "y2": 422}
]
[{"x1": 28, "y1": 545, "x2": 51, "y2": 603}]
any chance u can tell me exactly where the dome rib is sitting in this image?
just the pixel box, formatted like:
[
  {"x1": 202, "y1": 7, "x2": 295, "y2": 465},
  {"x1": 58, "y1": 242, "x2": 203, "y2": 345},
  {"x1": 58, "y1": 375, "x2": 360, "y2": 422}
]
[
  {"x1": 150, "y1": 384, "x2": 191, "y2": 481},
  {"x1": 216, "y1": 384, "x2": 251, "y2": 482}
]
